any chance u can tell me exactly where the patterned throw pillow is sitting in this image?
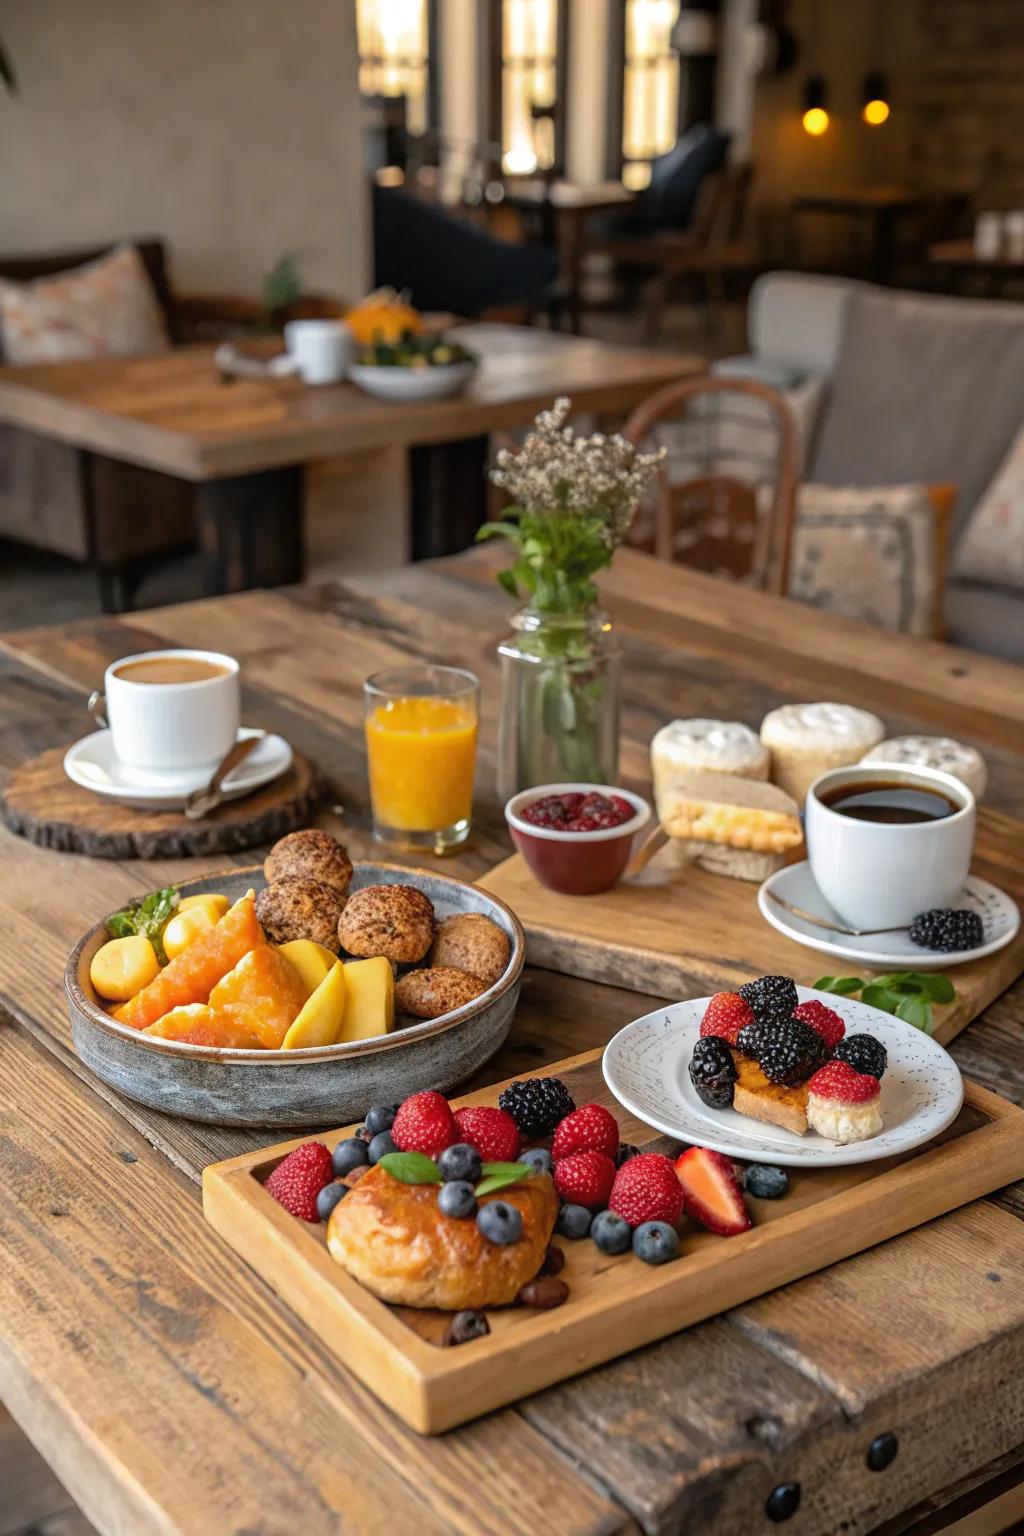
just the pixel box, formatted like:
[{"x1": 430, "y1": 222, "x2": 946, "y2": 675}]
[
  {"x1": 952, "y1": 423, "x2": 1024, "y2": 591},
  {"x1": 788, "y1": 483, "x2": 955, "y2": 638},
  {"x1": 0, "y1": 245, "x2": 170, "y2": 363}
]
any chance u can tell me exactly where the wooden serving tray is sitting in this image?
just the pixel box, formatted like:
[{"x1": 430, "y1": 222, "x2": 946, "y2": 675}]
[
  {"x1": 478, "y1": 804, "x2": 1024, "y2": 1048},
  {"x1": 203, "y1": 1050, "x2": 1024, "y2": 1434}
]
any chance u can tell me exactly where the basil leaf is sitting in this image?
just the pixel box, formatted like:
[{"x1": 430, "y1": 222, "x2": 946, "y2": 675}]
[
  {"x1": 475, "y1": 1162, "x2": 530, "y2": 1198},
  {"x1": 917, "y1": 974, "x2": 955, "y2": 1004},
  {"x1": 377, "y1": 1152, "x2": 442, "y2": 1185},
  {"x1": 896, "y1": 993, "x2": 933, "y2": 1033},
  {"x1": 813, "y1": 976, "x2": 864, "y2": 995},
  {"x1": 882, "y1": 979, "x2": 928, "y2": 995},
  {"x1": 861, "y1": 984, "x2": 900, "y2": 1015}
]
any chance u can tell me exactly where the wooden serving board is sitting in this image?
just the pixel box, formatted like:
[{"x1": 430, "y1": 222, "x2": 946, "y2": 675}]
[
  {"x1": 478, "y1": 804, "x2": 1024, "y2": 1048},
  {"x1": 0, "y1": 745, "x2": 325, "y2": 859},
  {"x1": 203, "y1": 1050, "x2": 1024, "y2": 1435}
]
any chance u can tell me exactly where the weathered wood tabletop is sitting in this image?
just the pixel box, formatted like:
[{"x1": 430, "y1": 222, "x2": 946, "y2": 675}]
[{"x1": 2, "y1": 547, "x2": 1024, "y2": 1536}]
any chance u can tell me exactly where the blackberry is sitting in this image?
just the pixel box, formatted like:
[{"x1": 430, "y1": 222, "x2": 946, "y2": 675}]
[
  {"x1": 739, "y1": 974, "x2": 799, "y2": 1027},
  {"x1": 688, "y1": 1037, "x2": 737, "y2": 1109},
  {"x1": 736, "y1": 1020, "x2": 765, "y2": 1059},
  {"x1": 753, "y1": 1018, "x2": 830, "y2": 1085},
  {"x1": 498, "y1": 1076, "x2": 576, "y2": 1140},
  {"x1": 833, "y1": 1033, "x2": 887, "y2": 1079},
  {"x1": 910, "y1": 908, "x2": 983, "y2": 953}
]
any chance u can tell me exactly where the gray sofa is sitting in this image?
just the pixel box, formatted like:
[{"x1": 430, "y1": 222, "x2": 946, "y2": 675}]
[{"x1": 718, "y1": 272, "x2": 1024, "y2": 662}]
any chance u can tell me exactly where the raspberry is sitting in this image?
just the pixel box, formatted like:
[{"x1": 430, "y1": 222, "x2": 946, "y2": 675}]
[
  {"x1": 552, "y1": 1103, "x2": 619, "y2": 1161},
  {"x1": 700, "y1": 991, "x2": 754, "y2": 1046},
  {"x1": 807, "y1": 1061, "x2": 880, "y2": 1103},
  {"x1": 453, "y1": 1105, "x2": 521, "y2": 1162},
  {"x1": 264, "y1": 1142, "x2": 333, "y2": 1222},
  {"x1": 608, "y1": 1153, "x2": 684, "y2": 1228},
  {"x1": 793, "y1": 999, "x2": 845, "y2": 1050},
  {"x1": 391, "y1": 1091, "x2": 458, "y2": 1157},
  {"x1": 554, "y1": 1150, "x2": 616, "y2": 1207}
]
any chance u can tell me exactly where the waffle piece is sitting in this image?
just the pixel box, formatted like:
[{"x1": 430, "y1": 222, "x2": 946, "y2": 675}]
[{"x1": 659, "y1": 770, "x2": 803, "y2": 854}]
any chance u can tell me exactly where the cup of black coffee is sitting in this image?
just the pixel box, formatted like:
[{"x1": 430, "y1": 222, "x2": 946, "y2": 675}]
[{"x1": 805, "y1": 764, "x2": 975, "y2": 930}]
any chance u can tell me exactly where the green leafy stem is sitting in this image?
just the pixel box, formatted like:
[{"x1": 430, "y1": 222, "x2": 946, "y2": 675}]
[
  {"x1": 377, "y1": 1152, "x2": 530, "y2": 1198},
  {"x1": 814, "y1": 971, "x2": 956, "y2": 1034},
  {"x1": 107, "y1": 886, "x2": 179, "y2": 964}
]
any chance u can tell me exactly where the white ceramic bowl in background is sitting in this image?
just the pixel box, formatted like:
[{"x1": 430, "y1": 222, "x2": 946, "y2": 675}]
[
  {"x1": 348, "y1": 359, "x2": 477, "y2": 402},
  {"x1": 805, "y1": 763, "x2": 976, "y2": 931}
]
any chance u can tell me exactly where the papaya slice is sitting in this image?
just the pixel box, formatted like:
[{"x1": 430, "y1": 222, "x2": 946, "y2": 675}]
[
  {"x1": 144, "y1": 1004, "x2": 264, "y2": 1050},
  {"x1": 208, "y1": 944, "x2": 307, "y2": 1049},
  {"x1": 115, "y1": 892, "x2": 262, "y2": 1030}
]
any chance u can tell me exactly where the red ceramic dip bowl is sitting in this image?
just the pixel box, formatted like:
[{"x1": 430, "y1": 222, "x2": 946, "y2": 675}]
[{"x1": 505, "y1": 783, "x2": 651, "y2": 896}]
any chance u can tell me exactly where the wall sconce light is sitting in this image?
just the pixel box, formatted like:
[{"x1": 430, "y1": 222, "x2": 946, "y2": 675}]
[
  {"x1": 802, "y1": 74, "x2": 829, "y2": 136},
  {"x1": 862, "y1": 71, "x2": 890, "y2": 125}
]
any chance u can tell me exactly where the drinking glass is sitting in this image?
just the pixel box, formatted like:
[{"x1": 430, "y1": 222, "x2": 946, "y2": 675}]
[{"x1": 364, "y1": 665, "x2": 479, "y2": 854}]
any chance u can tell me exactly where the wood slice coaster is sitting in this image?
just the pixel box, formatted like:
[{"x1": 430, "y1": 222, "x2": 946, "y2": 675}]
[{"x1": 1, "y1": 746, "x2": 326, "y2": 860}]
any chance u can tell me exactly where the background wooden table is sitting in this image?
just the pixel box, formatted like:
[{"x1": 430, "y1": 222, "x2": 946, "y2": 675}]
[
  {"x1": 2, "y1": 547, "x2": 1024, "y2": 1536},
  {"x1": 0, "y1": 325, "x2": 697, "y2": 590}
]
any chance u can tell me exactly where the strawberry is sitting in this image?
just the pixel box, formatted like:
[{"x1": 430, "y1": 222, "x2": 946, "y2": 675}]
[
  {"x1": 674, "y1": 1147, "x2": 751, "y2": 1236},
  {"x1": 807, "y1": 1060, "x2": 879, "y2": 1103},
  {"x1": 554, "y1": 1149, "x2": 616, "y2": 1208},
  {"x1": 608, "y1": 1153, "x2": 684, "y2": 1228},
  {"x1": 453, "y1": 1105, "x2": 521, "y2": 1162},
  {"x1": 264, "y1": 1141, "x2": 333, "y2": 1222},
  {"x1": 551, "y1": 1103, "x2": 619, "y2": 1162},
  {"x1": 392, "y1": 1091, "x2": 458, "y2": 1157},
  {"x1": 699, "y1": 991, "x2": 754, "y2": 1046},
  {"x1": 794, "y1": 999, "x2": 845, "y2": 1050}
]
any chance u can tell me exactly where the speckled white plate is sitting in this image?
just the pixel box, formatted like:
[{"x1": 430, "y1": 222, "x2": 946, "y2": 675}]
[
  {"x1": 758, "y1": 862, "x2": 1019, "y2": 971},
  {"x1": 603, "y1": 986, "x2": 963, "y2": 1167}
]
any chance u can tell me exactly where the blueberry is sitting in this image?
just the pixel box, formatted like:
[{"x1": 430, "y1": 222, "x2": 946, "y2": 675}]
[
  {"x1": 633, "y1": 1221, "x2": 680, "y2": 1264},
  {"x1": 443, "y1": 1309, "x2": 490, "y2": 1347},
  {"x1": 555, "y1": 1203, "x2": 592, "y2": 1240},
  {"x1": 332, "y1": 1137, "x2": 370, "y2": 1177},
  {"x1": 354, "y1": 1125, "x2": 373, "y2": 1144},
  {"x1": 368, "y1": 1130, "x2": 397, "y2": 1164},
  {"x1": 476, "y1": 1200, "x2": 523, "y2": 1245},
  {"x1": 316, "y1": 1182, "x2": 346, "y2": 1222},
  {"x1": 438, "y1": 1180, "x2": 477, "y2": 1219},
  {"x1": 518, "y1": 1147, "x2": 554, "y2": 1176},
  {"x1": 438, "y1": 1142, "x2": 482, "y2": 1183},
  {"x1": 365, "y1": 1104, "x2": 398, "y2": 1136},
  {"x1": 616, "y1": 1143, "x2": 641, "y2": 1168},
  {"x1": 591, "y1": 1210, "x2": 631, "y2": 1255},
  {"x1": 744, "y1": 1164, "x2": 789, "y2": 1200}
]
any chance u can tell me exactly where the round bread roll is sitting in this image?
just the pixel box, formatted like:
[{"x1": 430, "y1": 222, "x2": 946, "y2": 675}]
[
  {"x1": 430, "y1": 912, "x2": 511, "y2": 987},
  {"x1": 395, "y1": 966, "x2": 486, "y2": 1020},
  {"x1": 651, "y1": 719, "x2": 769, "y2": 796},
  {"x1": 264, "y1": 828, "x2": 352, "y2": 898},
  {"x1": 255, "y1": 878, "x2": 344, "y2": 950},
  {"x1": 760, "y1": 702, "x2": 885, "y2": 803},
  {"x1": 327, "y1": 1164, "x2": 558, "y2": 1309},
  {"x1": 861, "y1": 736, "x2": 987, "y2": 800},
  {"x1": 338, "y1": 883, "x2": 435, "y2": 964}
]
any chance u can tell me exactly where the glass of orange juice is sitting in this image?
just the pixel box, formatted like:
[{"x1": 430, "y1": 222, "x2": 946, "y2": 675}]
[{"x1": 364, "y1": 665, "x2": 480, "y2": 854}]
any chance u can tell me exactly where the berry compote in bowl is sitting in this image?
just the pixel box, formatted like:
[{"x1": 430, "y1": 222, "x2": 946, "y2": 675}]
[{"x1": 505, "y1": 783, "x2": 650, "y2": 895}]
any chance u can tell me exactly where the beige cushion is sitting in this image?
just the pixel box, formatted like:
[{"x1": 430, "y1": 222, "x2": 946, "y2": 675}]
[
  {"x1": 0, "y1": 245, "x2": 170, "y2": 362},
  {"x1": 787, "y1": 483, "x2": 953, "y2": 638},
  {"x1": 952, "y1": 423, "x2": 1024, "y2": 591}
]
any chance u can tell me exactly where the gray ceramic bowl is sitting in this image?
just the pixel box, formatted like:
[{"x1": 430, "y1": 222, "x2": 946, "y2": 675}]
[{"x1": 65, "y1": 863, "x2": 524, "y2": 1129}]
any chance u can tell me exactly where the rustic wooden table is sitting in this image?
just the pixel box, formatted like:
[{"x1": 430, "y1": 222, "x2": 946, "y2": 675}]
[
  {"x1": 2, "y1": 547, "x2": 1024, "y2": 1536},
  {"x1": 0, "y1": 324, "x2": 695, "y2": 591}
]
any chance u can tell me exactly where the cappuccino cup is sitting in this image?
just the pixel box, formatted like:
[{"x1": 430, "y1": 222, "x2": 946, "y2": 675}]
[
  {"x1": 88, "y1": 649, "x2": 240, "y2": 782},
  {"x1": 805, "y1": 763, "x2": 976, "y2": 931},
  {"x1": 284, "y1": 319, "x2": 353, "y2": 385}
]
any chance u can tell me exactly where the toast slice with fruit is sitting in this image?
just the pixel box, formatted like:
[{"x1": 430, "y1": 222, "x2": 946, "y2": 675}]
[{"x1": 730, "y1": 1052, "x2": 809, "y2": 1136}]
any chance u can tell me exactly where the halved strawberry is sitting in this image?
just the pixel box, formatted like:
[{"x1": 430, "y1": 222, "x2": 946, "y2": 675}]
[{"x1": 674, "y1": 1147, "x2": 751, "y2": 1236}]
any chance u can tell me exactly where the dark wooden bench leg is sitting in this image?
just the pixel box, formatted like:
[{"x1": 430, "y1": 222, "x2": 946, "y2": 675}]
[
  {"x1": 197, "y1": 467, "x2": 304, "y2": 595},
  {"x1": 94, "y1": 563, "x2": 138, "y2": 614},
  {"x1": 409, "y1": 437, "x2": 489, "y2": 560}
]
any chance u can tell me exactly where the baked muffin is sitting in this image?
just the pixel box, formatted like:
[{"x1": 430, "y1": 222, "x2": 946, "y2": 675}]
[
  {"x1": 395, "y1": 966, "x2": 486, "y2": 1020},
  {"x1": 327, "y1": 1163, "x2": 558, "y2": 1309},
  {"x1": 264, "y1": 829, "x2": 352, "y2": 899},
  {"x1": 338, "y1": 884, "x2": 434, "y2": 964},
  {"x1": 430, "y1": 913, "x2": 511, "y2": 988},
  {"x1": 255, "y1": 878, "x2": 344, "y2": 951}
]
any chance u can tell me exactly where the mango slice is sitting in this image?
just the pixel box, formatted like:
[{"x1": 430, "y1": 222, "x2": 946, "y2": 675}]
[
  {"x1": 208, "y1": 943, "x2": 307, "y2": 1049},
  {"x1": 338, "y1": 956, "x2": 394, "y2": 1043},
  {"x1": 276, "y1": 939, "x2": 337, "y2": 1000},
  {"x1": 163, "y1": 904, "x2": 218, "y2": 960},
  {"x1": 90, "y1": 935, "x2": 160, "y2": 1002},
  {"x1": 115, "y1": 891, "x2": 262, "y2": 1029},
  {"x1": 178, "y1": 893, "x2": 230, "y2": 920},
  {"x1": 281, "y1": 961, "x2": 347, "y2": 1049}
]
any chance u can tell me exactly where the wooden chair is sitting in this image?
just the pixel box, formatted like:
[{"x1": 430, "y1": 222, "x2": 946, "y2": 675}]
[{"x1": 622, "y1": 375, "x2": 799, "y2": 596}]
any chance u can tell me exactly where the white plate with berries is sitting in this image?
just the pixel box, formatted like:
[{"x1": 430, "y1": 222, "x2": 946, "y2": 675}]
[{"x1": 603, "y1": 979, "x2": 964, "y2": 1167}]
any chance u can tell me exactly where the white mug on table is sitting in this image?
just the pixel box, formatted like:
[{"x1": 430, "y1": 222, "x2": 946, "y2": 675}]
[
  {"x1": 284, "y1": 319, "x2": 354, "y2": 385},
  {"x1": 88, "y1": 649, "x2": 241, "y2": 782}
]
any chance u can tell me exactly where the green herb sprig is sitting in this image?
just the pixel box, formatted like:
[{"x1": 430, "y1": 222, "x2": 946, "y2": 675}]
[
  {"x1": 377, "y1": 1153, "x2": 531, "y2": 1198},
  {"x1": 107, "y1": 887, "x2": 179, "y2": 963},
  {"x1": 814, "y1": 971, "x2": 955, "y2": 1034}
]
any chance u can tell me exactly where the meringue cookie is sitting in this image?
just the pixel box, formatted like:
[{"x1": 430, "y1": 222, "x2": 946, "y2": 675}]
[
  {"x1": 760, "y1": 702, "x2": 885, "y2": 804},
  {"x1": 861, "y1": 735, "x2": 986, "y2": 800}
]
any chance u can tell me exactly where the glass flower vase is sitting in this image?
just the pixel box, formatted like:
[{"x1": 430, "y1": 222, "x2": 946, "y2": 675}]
[{"x1": 497, "y1": 607, "x2": 622, "y2": 801}]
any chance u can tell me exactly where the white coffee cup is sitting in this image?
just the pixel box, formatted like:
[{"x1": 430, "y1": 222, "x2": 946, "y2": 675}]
[
  {"x1": 88, "y1": 649, "x2": 240, "y2": 782},
  {"x1": 284, "y1": 319, "x2": 353, "y2": 385},
  {"x1": 805, "y1": 763, "x2": 976, "y2": 931}
]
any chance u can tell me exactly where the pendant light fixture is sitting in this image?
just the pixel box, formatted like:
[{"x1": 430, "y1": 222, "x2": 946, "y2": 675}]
[
  {"x1": 802, "y1": 74, "x2": 829, "y2": 137},
  {"x1": 862, "y1": 1, "x2": 890, "y2": 125}
]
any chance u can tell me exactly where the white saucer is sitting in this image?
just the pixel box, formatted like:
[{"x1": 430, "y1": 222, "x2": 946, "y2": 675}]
[
  {"x1": 603, "y1": 987, "x2": 964, "y2": 1167},
  {"x1": 63, "y1": 728, "x2": 293, "y2": 810},
  {"x1": 758, "y1": 861, "x2": 1019, "y2": 971}
]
